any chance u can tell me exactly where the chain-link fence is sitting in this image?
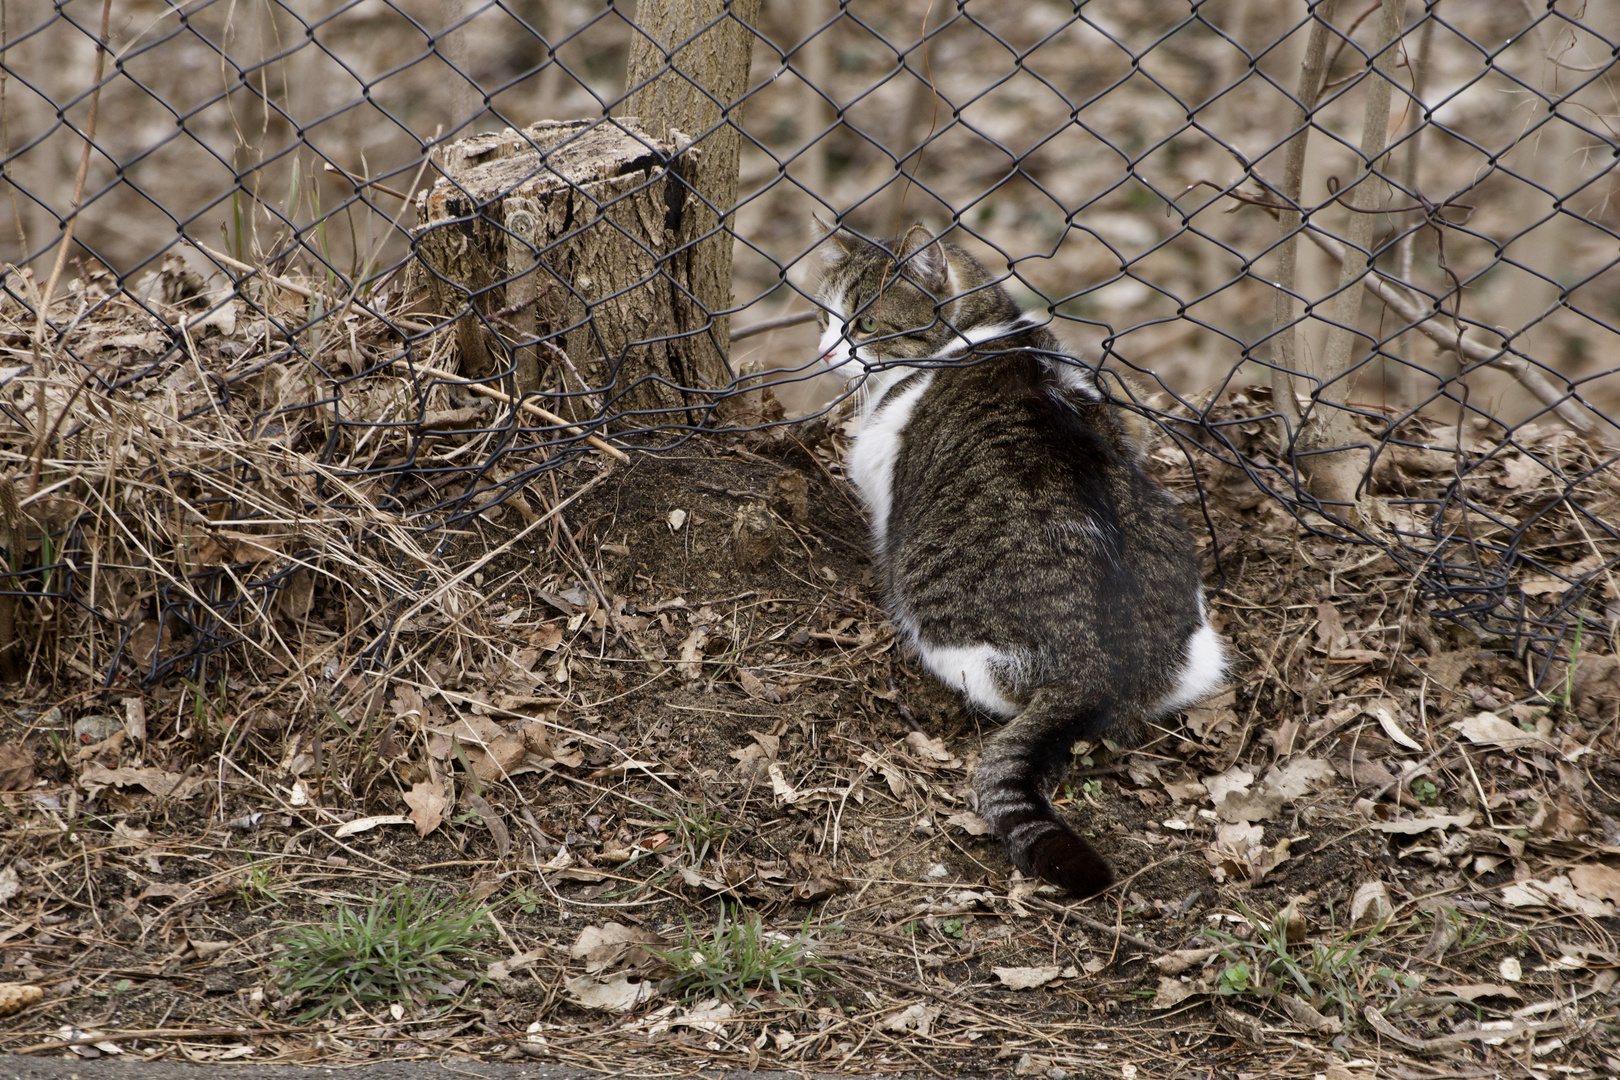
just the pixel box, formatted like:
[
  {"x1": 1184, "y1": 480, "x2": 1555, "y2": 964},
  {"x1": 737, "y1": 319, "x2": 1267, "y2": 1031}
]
[{"x1": 2, "y1": 0, "x2": 1618, "y2": 688}]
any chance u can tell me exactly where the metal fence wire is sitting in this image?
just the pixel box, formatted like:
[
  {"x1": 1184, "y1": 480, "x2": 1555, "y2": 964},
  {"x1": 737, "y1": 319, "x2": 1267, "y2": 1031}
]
[{"x1": 2, "y1": 0, "x2": 1619, "y2": 689}]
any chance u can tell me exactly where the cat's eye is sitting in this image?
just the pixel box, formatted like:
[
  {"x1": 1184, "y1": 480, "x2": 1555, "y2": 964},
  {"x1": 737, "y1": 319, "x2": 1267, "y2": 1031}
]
[{"x1": 857, "y1": 315, "x2": 878, "y2": 334}]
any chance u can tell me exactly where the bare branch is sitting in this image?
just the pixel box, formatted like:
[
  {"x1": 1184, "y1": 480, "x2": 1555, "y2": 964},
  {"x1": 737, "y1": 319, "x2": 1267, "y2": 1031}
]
[{"x1": 1300, "y1": 225, "x2": 1595, "y2": 435}]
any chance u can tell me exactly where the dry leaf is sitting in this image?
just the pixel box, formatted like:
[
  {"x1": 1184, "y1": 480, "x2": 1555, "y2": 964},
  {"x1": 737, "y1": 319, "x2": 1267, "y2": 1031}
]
[
  {"x1": 1569, "y1": 863, "x2": 1620, "y2": 904},
  {"x1": 1436, "y1": 983, "x2": 1520, "y2": 1001},
  {"x1": 1204, "y1": 765, "x2": 1254, "y2": 810},
  {"x1": 1150, "y1": 946, "x2": 1221, "y2": 975},
  {"x1": 464, "y1": 791, "x2": 511, "y2": 858},
  {"x1": 994, "y1": 965, "x2": 1061, "y2": 990},
  {"x1": 1457, "y1": 712, "x2": 1557, "y2": 753},
  {"x1": 1370, "y1": 704, "x2": 1422, "y2": 750},
  {"x1": 881, "y1": 1002, "x2": 941, "y2": 1036},
  {"x1": 1351, "y1": 881, "x2": 1392, "y2": 926},
  {"x1": 1315, "y1": 602, "x2": 1351, "y2": 651},
  {"x1": 677, "y1": 627, "x2": 709, "y2": 681},
  {"x1": 767, "y1": 762, "x2": 849, "y2": 806},
  {"x1": 858, "y1": 751, "x2": 907, "y2": 798},
  {"x1": 564, "y1": 973, "x2": 657, "y2": 1012},
  {"x1": 944, "y1": 810, "x2": 992, "y2": 836},
  {"x1": 570, "y1": 923, "x2": 666, "y2": 974},
  {"x1": 1500, "y1": 874, "x2": 1616, "y2": 917},
  {"x1": 1162, "y1": 778, "x2": 1206, "y2": 803},
  {"x1": 0, "y1": 744, "x2": 33, "y2": 791},
  {"x1": 1374, "y1": 811, "x2": 1475, "y2": 835},
  {"x1": 1495, "y1": 454, "x2": 1543, "y2": 489},
  {"x1": 78, "y1": 763, "x2": 206, "y2": 800},
  {"x1": 333, "y1": 814, "x2": 411, "y2": 837},
  {"x1": 673, "y1": 998, "x2": 734, "y2": 1033},
  {"x1": 1150, "y1": 976, "x2": 1195, "y2": 1009},
  {"x1": 1281, "y1": 993, "x2": 1341, "y2": 1034},
  {"x1": 904, "y1": 731, "x2": 961, "y2": 767},
  {"x1": 403, "y1": 782, "x2": 447, "y2": 837},
  {"x1": 1265, "y1": 757, "x2": 1337, "y2": 799}
]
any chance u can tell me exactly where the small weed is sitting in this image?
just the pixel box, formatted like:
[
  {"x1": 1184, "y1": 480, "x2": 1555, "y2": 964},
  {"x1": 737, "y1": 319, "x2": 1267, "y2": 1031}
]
[
  {"x1": 940, "y1": 917, "x2": 965, "y2": 939},
  {"x1": 238, "y1": 859, "x2": 284, "y2": 909},
  {"x1": 1411, "y1": 778, "x2": 1439, "y2": 805},
  {"x1": 1081, "y1": 778, "x2": 1105, "y2": 801},
  {"x1": 1562, "y1": 613, "x2": 1585, "y2": 711},
  {"x1": 656, "y1": 905, "x2": 841, "y2": 1005},
  {"x1": 92, "y1": 978, "x2": 133, "y2": 1000},
  {"x1": 272, "y1": 886, "x2": 493, "y2": 1021},
  {"x1": 508, "y1": 886, "x2": 545, "y2": 916},
  {"x1": 1201, "y1": 902, "x2": 1407, "y2": 1029},
  {"x1": 660, "y1": 799, "x2": 733, "y2": 870}
]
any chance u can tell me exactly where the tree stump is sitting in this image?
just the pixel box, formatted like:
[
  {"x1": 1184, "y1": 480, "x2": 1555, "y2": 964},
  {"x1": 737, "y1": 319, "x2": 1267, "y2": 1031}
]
[{"x1": 410, "y1": 119, "x2": 702, "y2": 420}]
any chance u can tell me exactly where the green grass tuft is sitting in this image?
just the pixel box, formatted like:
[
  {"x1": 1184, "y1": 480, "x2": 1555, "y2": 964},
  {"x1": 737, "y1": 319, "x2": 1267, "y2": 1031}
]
[
  {"x1": 272, "y1": 886, "x2": 493, "y2": 1021},
  {"x1": 656, "y1": 905, "x2": 840, "y2": 1005},
  {"x1": 1202, "y1": 901, "x2": 1418, "y2": 1029}
]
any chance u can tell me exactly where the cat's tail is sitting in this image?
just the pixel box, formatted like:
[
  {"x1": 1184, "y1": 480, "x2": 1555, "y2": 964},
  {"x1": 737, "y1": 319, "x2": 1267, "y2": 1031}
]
[{"x1": 973, "y1": 687, "x2": 1116, "y2": 896}]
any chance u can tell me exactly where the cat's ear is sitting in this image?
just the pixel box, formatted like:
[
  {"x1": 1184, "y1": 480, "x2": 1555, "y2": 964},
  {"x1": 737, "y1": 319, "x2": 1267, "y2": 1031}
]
[
  {"x1": 812, "y1": 214, "x2": 852, "y2": 264},
  {"x1": 898, "y1": 224, "x2": 948, "y2": 293}
]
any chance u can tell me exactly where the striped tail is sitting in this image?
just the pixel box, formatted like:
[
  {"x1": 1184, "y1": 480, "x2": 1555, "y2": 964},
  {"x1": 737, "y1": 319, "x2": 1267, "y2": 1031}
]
[{"x1": 973, "y1": 688, "x2": 1115, "y2": 896}]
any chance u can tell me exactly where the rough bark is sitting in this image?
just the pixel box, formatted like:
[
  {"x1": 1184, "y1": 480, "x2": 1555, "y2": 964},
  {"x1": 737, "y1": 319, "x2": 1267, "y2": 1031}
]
[
  {"x1": 410, "y1": 119, "x2": 695, "y2": 418},
  {"x1": 622, "y1": 0, "x2": 764, "y2": 405}
]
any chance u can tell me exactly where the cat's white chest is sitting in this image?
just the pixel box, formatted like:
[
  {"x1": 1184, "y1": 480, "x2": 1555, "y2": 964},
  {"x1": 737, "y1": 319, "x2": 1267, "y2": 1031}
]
[{"x1": 847, "y1": 369, "x2": 935, "y2": 552}]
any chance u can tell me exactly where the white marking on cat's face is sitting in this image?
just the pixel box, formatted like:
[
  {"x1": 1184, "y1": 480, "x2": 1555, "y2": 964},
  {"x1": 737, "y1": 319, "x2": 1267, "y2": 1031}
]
[{"x1": 815, "y1": 284, "x2": 866, "y2": 377}]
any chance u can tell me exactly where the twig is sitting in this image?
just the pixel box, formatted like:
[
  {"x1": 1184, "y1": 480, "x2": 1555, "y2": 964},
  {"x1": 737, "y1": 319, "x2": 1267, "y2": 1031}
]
[
  {"x1": 186, "y1": 239, "x2": 315, "y2": 300},
  {"x1": 1022, "y1": 896, "x2": 1158, "y2": 953},
  {"x1": 387, "y1": 355, "x2": 632, "y2": 463},
  {"x1": 14, "y1": 1025, "x2": 313, "y2": 1054},
  {"x1": 730, "y1": 308, "x2": 817, "y2": 342},
  {"x1": 1298, "y1": 226, "x2": 1594, "y2": 434},
  {"x1": 322, "y1": 161, "x2": 411, "y2": 201}
]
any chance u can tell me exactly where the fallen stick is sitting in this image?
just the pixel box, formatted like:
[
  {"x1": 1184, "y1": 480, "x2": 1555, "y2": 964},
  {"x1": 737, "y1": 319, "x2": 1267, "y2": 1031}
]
[{"x1": 387, "y1": 355, "x2": 631, "y2": 463}]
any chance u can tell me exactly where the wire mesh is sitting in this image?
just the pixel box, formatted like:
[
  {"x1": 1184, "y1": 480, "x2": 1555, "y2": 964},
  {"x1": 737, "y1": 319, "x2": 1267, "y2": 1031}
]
[{"x1": 2, "y1": 0, "x2": 1618, "y2": 688}]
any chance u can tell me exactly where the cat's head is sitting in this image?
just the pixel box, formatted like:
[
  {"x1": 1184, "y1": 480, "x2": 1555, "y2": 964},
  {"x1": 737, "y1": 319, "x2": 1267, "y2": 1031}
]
[{"x1": 811, "y1": 221, "x2": 1015, "y2": 378}]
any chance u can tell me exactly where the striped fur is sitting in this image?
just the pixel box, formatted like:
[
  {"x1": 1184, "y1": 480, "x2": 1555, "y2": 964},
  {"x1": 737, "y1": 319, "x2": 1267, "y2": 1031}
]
[{"x1": 815, "y1": 223, "x2": 1226, "y2": 896}]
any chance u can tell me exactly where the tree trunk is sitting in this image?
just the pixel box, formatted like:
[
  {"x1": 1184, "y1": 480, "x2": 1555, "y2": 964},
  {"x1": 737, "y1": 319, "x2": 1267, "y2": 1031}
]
[
  {"x1": 411, "y1": 119, "x2": 696, "y2": 419},
  {"x1": 622, "y1": 0, "x2": 764, "y2": 407},
  {"x1": 1297, "y1": 0, "x2": 1404, "y2": 522}
]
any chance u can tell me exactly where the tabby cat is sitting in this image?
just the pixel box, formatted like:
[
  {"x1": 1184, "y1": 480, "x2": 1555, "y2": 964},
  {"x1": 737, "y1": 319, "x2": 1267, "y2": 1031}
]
[{"x1": 813, "y1": 223, "x2": 1225, "y2": 895}]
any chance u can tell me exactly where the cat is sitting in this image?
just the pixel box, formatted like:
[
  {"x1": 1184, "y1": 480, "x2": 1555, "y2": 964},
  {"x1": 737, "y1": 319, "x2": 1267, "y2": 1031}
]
[{"x1": 812, "y1": 222, "x2": 1226, "y2": 896}]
